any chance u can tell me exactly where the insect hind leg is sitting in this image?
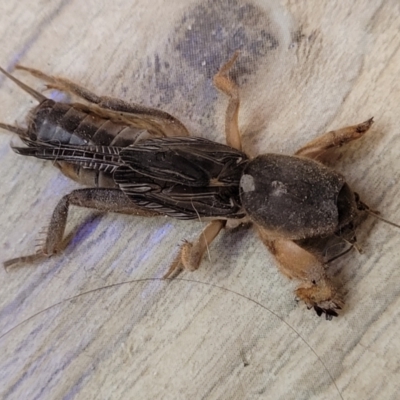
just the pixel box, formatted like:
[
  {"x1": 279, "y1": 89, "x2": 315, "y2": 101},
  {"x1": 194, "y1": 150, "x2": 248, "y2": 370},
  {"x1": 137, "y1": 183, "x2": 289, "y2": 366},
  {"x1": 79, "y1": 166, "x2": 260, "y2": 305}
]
[
  {"x1": 16, "y1": 65, "x2": 102, "y2": 103},
  {"x1": 4, "y1": 188, "x2": 159, "y2": 270},
  {"x1": 16, "y1": 65, "x2": 190, "y2": 138}
]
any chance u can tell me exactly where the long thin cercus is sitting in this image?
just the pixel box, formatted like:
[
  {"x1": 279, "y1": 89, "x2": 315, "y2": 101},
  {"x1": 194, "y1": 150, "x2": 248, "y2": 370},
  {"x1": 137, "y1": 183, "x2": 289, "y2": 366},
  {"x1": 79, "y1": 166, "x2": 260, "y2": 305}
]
[{"x1": 0, "y1": 53, "x2": 398, "y2": 320}]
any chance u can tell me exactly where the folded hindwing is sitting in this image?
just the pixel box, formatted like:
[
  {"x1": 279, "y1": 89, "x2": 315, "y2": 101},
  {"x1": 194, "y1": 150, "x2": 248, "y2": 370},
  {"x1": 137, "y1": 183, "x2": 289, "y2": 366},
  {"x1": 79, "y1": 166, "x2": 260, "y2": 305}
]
[{"x1": 114, "y1": 137, "x2": 248, "y2": 219}]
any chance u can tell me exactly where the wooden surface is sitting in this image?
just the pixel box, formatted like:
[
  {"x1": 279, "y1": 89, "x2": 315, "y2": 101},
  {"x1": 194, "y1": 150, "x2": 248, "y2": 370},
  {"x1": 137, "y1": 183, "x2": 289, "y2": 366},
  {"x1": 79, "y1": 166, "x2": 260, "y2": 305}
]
[{"x1": 1, "y1": 1, "x2": 400, "y2": 399}]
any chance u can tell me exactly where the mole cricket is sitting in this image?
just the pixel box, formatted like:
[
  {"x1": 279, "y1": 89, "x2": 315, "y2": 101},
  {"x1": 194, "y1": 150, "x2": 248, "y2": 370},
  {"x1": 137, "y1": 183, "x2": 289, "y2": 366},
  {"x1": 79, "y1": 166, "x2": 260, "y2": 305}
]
[{"x1": 1, "y1": 52, "x2": 398, "y2": 319}]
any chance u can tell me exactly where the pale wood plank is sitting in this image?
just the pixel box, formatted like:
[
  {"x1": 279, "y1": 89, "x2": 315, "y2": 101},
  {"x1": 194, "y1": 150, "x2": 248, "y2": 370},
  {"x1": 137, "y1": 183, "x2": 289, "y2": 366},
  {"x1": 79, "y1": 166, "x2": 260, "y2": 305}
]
[{"x1": 0, "y1": 1, "x2": 399, "y2": 399}]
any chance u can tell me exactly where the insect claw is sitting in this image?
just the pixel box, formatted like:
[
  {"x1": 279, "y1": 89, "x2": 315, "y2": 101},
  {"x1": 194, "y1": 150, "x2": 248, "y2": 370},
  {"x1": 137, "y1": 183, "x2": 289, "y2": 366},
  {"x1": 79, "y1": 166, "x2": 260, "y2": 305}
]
[
  {"x1": 356, "y1": 117, "x2": 374, "y2": 133},
  {"x1": 314, "y1": 306, "x2": 339, "y2": 320},
  {"x1": 163, "y1": 265, "x2": 183, "y2": 280},
  {"x1": 5, "y1": 256, "x2": 27, "y2": 268},
  {"x1": 163, "y1": 252, "x2": 183, "y2": 279},
  {"x1": 314, "y1": 306, "x2": 323, "y2": 317}
]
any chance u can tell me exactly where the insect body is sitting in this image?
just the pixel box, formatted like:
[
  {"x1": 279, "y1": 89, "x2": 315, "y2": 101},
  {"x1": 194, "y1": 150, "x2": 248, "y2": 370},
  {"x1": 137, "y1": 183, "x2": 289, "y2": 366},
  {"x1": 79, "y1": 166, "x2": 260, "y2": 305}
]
[{"x1": 0, "y1": 54, "x2": 390, "y2": 319}]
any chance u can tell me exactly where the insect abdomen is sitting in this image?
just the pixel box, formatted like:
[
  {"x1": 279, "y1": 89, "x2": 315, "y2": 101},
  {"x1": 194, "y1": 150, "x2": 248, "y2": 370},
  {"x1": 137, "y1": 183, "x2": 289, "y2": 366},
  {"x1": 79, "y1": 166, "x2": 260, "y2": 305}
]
[
  {"x1": 27, "y1": 99, "x2": 152, "y2": 187},
  {"x1": 29, "y1": 99, "x2": 150, "y2": 147}
]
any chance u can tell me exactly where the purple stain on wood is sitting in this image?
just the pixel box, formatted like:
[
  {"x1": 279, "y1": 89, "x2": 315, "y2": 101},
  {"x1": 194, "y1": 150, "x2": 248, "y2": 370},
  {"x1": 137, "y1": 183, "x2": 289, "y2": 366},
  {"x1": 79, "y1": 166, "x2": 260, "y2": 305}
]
[
  {"x1": 68, "y1": 214, "x2": 103, "y2": 251},
  {"x1": 48, "y1": 89, "x2": 69, "y2": 102},
  {"x1": 136, "y1": 223, "x2": 174, "y2": 266}
]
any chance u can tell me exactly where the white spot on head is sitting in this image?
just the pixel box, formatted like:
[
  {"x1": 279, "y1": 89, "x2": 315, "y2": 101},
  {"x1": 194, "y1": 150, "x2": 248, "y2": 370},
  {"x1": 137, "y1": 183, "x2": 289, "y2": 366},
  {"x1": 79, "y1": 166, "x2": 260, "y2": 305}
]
[{"x1": 240, "y1": 174, "x2": 255, "y2": 193}]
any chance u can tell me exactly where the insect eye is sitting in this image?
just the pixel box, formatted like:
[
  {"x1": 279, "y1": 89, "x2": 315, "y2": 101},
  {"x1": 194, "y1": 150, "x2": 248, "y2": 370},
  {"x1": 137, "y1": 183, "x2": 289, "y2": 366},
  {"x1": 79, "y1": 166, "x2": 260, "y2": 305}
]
[{"x1": 312, "y1": 280, "x2": 316, "y2": 285}]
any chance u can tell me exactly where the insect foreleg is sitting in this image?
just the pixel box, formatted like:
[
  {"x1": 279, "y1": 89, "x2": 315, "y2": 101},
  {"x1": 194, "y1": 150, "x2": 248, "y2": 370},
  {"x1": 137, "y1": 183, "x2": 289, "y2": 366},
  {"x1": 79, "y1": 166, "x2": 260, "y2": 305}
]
[
  {"x1": 4, "y1": 189, "x2": 157, "y2": 269},
  {"x1": 163, "y1": 220, "x2": 226, "y2": 279},
  {"x1": 295, "y1": 118, "x2": 374, "y2": 161},
  {"x1": 257, "y1": 227, "x2": 344, "y2": 319}
]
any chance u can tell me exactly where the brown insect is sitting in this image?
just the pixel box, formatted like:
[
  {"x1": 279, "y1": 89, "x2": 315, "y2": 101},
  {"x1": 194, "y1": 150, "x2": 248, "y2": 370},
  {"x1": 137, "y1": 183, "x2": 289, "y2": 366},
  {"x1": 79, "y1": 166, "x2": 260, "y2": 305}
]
[{"x1": 0, "y1": 53, "x2": 397, "y2": 319}]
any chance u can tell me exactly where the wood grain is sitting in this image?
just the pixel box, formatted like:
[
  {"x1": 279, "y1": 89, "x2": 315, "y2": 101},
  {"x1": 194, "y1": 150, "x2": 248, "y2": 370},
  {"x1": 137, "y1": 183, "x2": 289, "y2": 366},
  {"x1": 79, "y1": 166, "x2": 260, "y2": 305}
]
[{"x1": 0, "y1": 1, "x2": 399, "y2": 399}]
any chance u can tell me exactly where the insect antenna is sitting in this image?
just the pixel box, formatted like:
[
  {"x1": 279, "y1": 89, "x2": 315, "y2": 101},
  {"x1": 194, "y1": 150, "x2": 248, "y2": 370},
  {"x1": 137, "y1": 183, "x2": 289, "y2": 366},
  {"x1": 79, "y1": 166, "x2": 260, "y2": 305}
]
[
  {"x1": 365, "y1": 209, "x2": 400, "y2": 229},
  {"x1": 326, "y1": 246, "x2": 353, "y2": 264},
  {"x1": 0, "y1": 66, "x2": 46, "y2": 102},
  {"x1": 356, "y1": 194, "x2": 400, "y2": 230}
]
